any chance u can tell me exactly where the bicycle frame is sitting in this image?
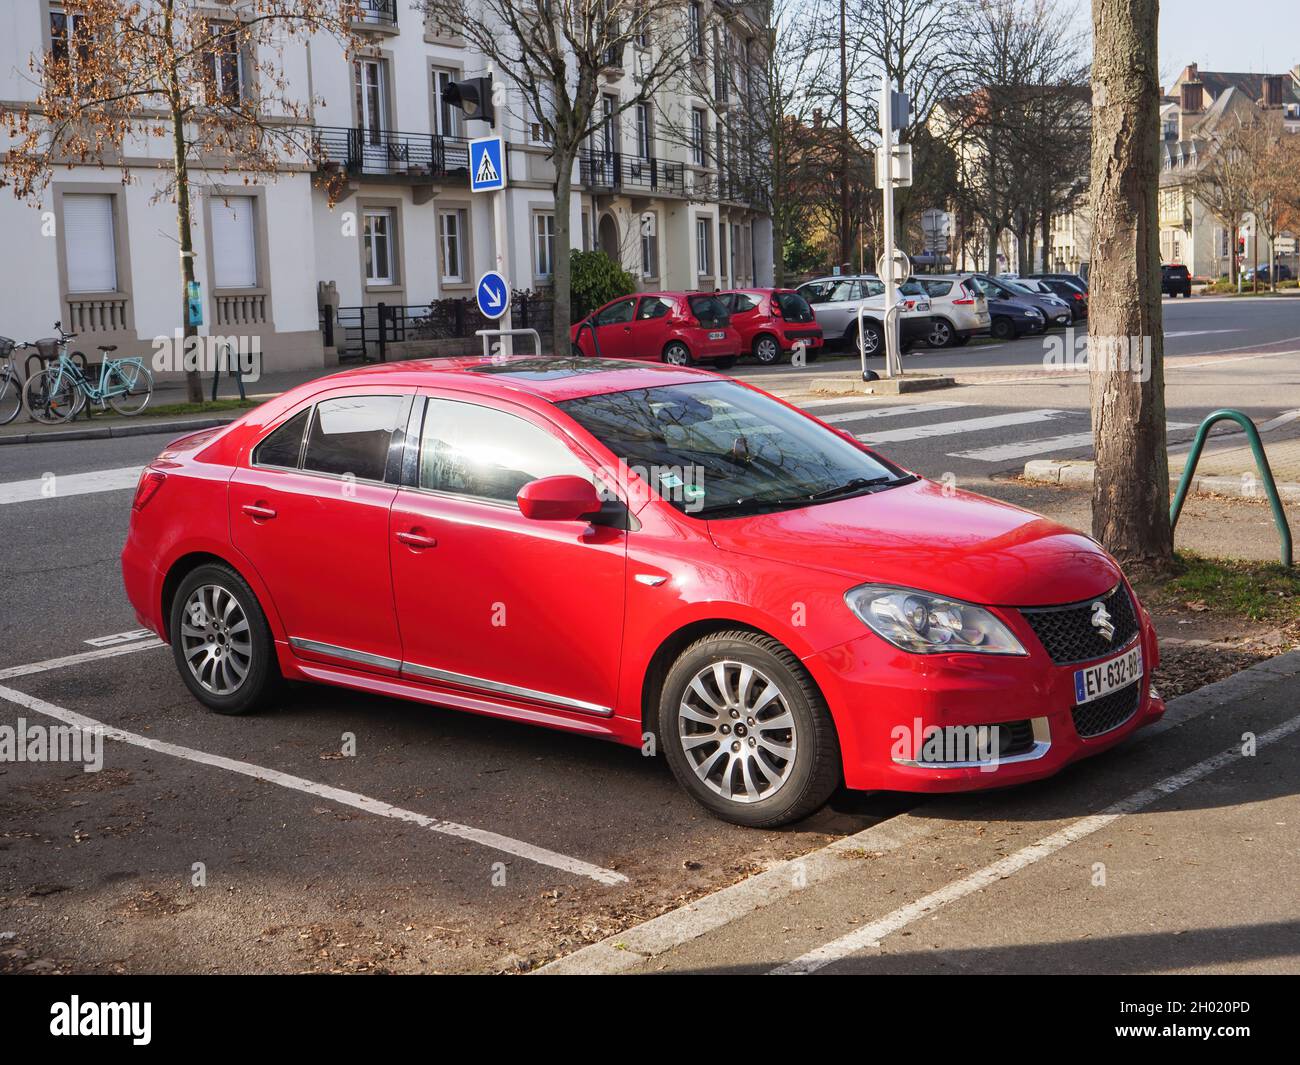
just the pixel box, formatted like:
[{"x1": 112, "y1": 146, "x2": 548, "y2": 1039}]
[{"x1": 46, "y1": 352, "x2": 147, "y2": 404}]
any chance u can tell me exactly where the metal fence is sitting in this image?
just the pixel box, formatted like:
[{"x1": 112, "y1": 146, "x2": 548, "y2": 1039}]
[
  {"x1": 323, "y1": 295, "x2": 555, "y2": 361},
  {"x1": 314, "y1": 127, "x2": 471, "y2": 180}
]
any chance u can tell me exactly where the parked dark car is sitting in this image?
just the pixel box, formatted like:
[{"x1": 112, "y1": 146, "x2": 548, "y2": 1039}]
[
  {"x1": 1026, "y1": 272, "x2": 1089, "y2": 295},
  {"x1": 1161, "y1": 264, "x2": 1193, "y2": 297},
  {"x1": 969, "y1": 275, "x2": 1048, "y2": 339},
  {"x1": 1243, "y1": 263, "x2": 1294, "y2": 283},
  {"x1": 1030, "y1": 277, "x2": 1088, "y2": 321}
]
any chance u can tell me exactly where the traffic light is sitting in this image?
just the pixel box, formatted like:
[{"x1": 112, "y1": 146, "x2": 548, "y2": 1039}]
[{"x1": 444, "y1": 77, "x2": 495, "y2": 126}]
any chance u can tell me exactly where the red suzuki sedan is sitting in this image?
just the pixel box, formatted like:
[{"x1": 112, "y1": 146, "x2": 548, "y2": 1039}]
[
  {"x1": 122, "y1": 357, "x2": 1164, "y2": 827},
  {"x1": 570, "y1": 292, "x2": 741, "y2": 367},
  {"x1": 718, "y1": 288, "x2": 824, "y2": 365}
]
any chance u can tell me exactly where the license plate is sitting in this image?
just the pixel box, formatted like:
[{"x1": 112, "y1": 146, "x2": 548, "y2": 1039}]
[
  {"x1": 1074, "y1": 646, "x2": 1142, "y2": 705},
  {"x1": 709, "y1": 331, "x2": 725, "y2": 340}
]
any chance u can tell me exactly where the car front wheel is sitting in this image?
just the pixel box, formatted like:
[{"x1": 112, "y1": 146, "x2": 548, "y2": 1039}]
[
  {"x1": 989, "y1": 317, "x2": 1015, "y2": 340},
  {"x1": 659, "y1": 631, "x2": 841, "y2": 827},
  {"x1": 170, "y1": 562, "x2": 279, "y2": 715}
]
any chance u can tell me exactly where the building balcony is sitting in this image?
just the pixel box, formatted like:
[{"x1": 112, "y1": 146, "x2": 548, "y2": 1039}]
[
  {"x1": 579, "y1": 151, "x2": 687, "y2": 197},
  {"x1": 352, "y1": 0, "x2": 400, "y2": 34},
  {"x1": 314, "y1": 127, "x2": 470, "y2": 188}
]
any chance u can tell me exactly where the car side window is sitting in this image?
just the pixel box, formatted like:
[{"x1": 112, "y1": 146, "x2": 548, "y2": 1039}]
[
  {"x1": 254, "y1": 408, "x2": 310, "y2": 469},
  {"x1": 595, "y1": 298, "x2": 635, "y2": 326},
  {"x1": 732, "y1": 294, "x2": 759, "y2": 313},
  {"x1": 921, "y1": 281, "x2": 952, "y2": 297},
  {"x1": 637, "y1": 296, "x2": 672, "y2": 320},
  {"x1": 302, "y1": 395, "x2": 406, "y2": 482},
  {"x1": 418, "y1": 399, "x2": 592, "y2": 504}
]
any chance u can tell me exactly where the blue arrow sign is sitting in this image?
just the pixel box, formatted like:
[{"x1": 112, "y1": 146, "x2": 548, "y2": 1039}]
[
  {"x1": 469, "y1": 136, "x2": 507, "y2": 192},
  {"x1": 476, "y1": 270, "x2": 510, "y2": 320}
]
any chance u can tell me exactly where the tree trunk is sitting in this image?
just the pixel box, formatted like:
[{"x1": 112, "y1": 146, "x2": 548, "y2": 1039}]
[
  {"x1": 1040, "y1": 202, "x2": 1052, "y2": 273},
  {"x1": 773, "y1": 215, "x2": 787, "y2": 287},
  {"x1": 165, "y1": 1, "x2": 202, "y2": 404},
  {"x1": 551, "y1": 149, "x2": 575, "y2": 357},
  {"x1": 1088, "y1": 0, "x2": 1172, "y2": 574}
]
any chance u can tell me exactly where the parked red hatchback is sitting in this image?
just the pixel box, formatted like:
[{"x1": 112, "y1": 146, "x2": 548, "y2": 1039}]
[
  {"x1": 718, "y1": 288, "x2": 824, "y2": 365},
  {"x1": 123, "y1": 357, "x2": 1165, "y2": 827},
  {"x1": 570, "y1": 292, "x2": 741, "y2": 367}
]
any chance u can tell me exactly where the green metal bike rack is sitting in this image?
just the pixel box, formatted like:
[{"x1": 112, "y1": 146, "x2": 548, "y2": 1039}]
[{"x1": 1169, "y1": 408, "x2": 1292, "y2": 567}]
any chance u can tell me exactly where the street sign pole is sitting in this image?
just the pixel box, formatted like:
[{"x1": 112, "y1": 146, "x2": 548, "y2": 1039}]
[
  {"x1": 486, "y1": 67, "x2": 513, "y2": 355},
  {"x1": 879, "y1": 77, "x2": 899, "y2": 379}
]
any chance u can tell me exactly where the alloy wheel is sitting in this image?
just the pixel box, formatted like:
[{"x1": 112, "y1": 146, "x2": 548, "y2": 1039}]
[
  {"x1": 179, "y1": 584, "x2": 253, "y2": 696},
  {"x1": 928, "y1": 320, "x2": 952, "y2": 347},
  {"x1": 677, "y1": 660, "x2": 798, "y2": 804}
]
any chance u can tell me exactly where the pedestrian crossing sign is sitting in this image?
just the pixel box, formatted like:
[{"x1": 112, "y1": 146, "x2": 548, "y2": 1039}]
[{"x1": 469, "y1": 136, "x2": 507, "y2": 192}]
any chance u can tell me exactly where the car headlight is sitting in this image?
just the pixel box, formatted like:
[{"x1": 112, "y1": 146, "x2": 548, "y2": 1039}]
[{"x1": 844, "y1": 584, "x2": 1027, "y2": 655}]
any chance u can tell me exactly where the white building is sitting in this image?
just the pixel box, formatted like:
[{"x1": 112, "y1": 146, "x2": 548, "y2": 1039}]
[{"x1": 0, "y1": 1, "x2": 774, "y2": 375}]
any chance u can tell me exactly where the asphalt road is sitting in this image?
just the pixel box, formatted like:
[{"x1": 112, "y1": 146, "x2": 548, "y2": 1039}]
[{"x1": 1, "y1": 292, "x2": 1297, "y2": 974}]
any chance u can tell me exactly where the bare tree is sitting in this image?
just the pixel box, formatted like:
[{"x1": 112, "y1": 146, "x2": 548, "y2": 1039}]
[
  {"x1": 418, "y1": 0, "x2": 692, "y2": 354},
  {"x1": 2, "y1": 0, "x2": 362, "y2": 402},
  {"x1": 1188, "y1": 116, "x2": 1256, "y2": 285},
  {"x1": 1240, "y1": 116, "x2": 1300, "y2": 291},
  {"x1": 1088, "y1": 0, "x2": 1171, "y2": 573}
]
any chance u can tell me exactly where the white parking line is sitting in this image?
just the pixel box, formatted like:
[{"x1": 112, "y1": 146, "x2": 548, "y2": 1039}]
[
  {"x1": 0, "y1": 639, "x2": 165, "y2": 681},
  {"x1": 816, "y1": 402, "x2": 969, "y2": 424},
  {"x1": 771, "y1": 709, "x2": 1300, "y2": 974},
  {"x1": 0, "y1": 465, "x2": 144, "y2": 505},
  {"x1": 856, "y1": 409, "x2": 1072, "y2": 445},
  {"x1": 950, "y1": 422, "x2": 1195, "y2": 463}
]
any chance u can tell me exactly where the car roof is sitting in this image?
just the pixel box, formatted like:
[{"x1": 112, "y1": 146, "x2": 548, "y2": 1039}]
[{"x1": 289, "y1": 355, "x2": 715, "y2": 404}]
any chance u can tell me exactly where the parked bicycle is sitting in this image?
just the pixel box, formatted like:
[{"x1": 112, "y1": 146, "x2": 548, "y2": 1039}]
[
  {"x1": 23, "y1": 323, "x2": 153, "y2": 425},
  {"x1": 0, "y1": 336, "x2": 21, "y2": 426}
]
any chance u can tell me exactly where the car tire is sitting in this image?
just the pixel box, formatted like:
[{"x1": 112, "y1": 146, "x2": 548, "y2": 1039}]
[
  {"x1": 990, "y1": 317, "x2": 1015, "y2": 341},
  {"x1": 926, "y1": 318, "x2": 955, "y2": 348},
  {"x1": 753, "y1": 334, "x2": 782, "y2": 365},
  {"x1": 662, "y1": 341, "x2": 693, "y2": 366},
  {"x1": 169, "y1": 562, "x2": 280, "y2": 716},
  {"x1": 658, "y1": 630, "x2": 841, "y2": 828},
  {"x1": 852, "y1": 321, "x2": 884, "y2": 358}
]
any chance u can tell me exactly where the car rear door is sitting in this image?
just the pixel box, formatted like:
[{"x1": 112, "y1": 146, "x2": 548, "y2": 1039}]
[
  {"x1": 388, "y1": 391, "x2": 628, "y2": 717},
  {"x1": 229, "y1": 388, "x2": 411, "y2": 675}
]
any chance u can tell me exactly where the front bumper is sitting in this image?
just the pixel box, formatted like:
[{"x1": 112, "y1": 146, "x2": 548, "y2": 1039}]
[{"x1": 805, "y1": 595, "x2": 1164, "y2": 793}]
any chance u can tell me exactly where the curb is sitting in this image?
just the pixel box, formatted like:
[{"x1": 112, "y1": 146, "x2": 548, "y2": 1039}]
[
  {"x1": 810, "y1": 374, "x2": 957, "y2": 396},
  {"x1": 0, "y1": 415, "x2": 240, "y2": 447},
  {"x1": 1023, "y1": 458, "x2": 1300, "y2": 502}
]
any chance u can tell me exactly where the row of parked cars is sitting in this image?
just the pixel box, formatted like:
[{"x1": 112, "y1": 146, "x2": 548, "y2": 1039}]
[{"x1": 568, "y1": 271, "x2": 1090, "y2": 368}]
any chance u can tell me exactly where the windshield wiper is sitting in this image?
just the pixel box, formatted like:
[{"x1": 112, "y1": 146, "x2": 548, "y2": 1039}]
[{"x1": 805, "y1": 474, "x2": 914, "y2": 501}]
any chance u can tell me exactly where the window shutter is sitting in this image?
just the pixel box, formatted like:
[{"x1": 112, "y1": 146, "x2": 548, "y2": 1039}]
[
  {"x1": 63, "y1": 194, "x2": 117, "y2": 293},
  {"x1": 211, "y1": 196, "x2": 258, "y2": 288}
]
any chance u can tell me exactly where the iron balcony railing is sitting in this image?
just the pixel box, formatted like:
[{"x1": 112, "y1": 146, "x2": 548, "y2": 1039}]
[
  {"x1": 579, "y1": 151, "x2": 687, "y2": 196},
  {"x1": 353, "y1": 0, "x2": 398, "y2": 26},
  {"x1": 314, "y1": 126, "x2": 471, "y2": 181}
]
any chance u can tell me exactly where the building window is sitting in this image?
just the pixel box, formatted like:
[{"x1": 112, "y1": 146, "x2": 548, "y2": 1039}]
[
  {"x1": 49, "y1": 4, "x2": 89, "y2": 89},
  {"x1": 635, "y1": 103, "x2": 652, "y2": 160},
  {"x1": 534, "y1": 212, "x2": 556, "y2": 279},
  {"x1": 633, "y1": 4, "x2": 651, "y2": 48},
  {"x1": 690, "y1": 108, "x2": 707, "y2": 166},
  {"x1": 211, "y1": 196, "x2": 258, "y2": 289},
  {"x1": 529, "y1": 81, "x2": 556, "y2": 146},
  {"x1": 63, "y1": 193, "x2": 118, "y2": 293},
  {"x1": 640, "y1": 215, "x2": 658, "y2": 278},
  {"x1": 440, "y1": 209, "x2": 466, "y2": 283},
  {"x1": 581, "y1": 209, "x2": 592, "y2": 252},
  {"x1": 696, "y1": 218, "x2": 712, "y2": 277},
  {"x1": 363, "y1": 208, "x2": 395, "y2": 286},
  {"x1": 432, "y1": 68, "x2": 462, "y2": 137},
  {"x1": 688, "y1": 2, "x2": 703, "y2": 58},
  {"x1": 203, "y1": 23, "x2": 245, "y2": 106}
]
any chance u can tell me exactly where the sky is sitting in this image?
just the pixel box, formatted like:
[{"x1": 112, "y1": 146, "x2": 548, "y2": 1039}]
[{"x1": 1157, "y1": 0, "x2": 1297, "y2": 87}]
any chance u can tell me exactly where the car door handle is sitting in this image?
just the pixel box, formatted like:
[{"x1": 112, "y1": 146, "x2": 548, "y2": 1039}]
[
  {"x1": 241, "y1": 503, "x2": 277, "y2": 520},
  {"x1": 396, "y1": 530, "x2": 438, "y2": 549}
]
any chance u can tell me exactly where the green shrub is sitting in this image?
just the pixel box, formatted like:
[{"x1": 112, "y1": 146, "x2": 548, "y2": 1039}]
[{"x1": 569, "y1": 249, "x2": 636, "y2": 321}]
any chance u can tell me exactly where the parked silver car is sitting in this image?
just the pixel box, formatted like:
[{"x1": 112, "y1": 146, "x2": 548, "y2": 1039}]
[
  {"x1": 912, "y1": 275, "x2": 991, "y2": 348},
  {"x1": 796, "y1": 275, "x2": 933, "y2": 357}
]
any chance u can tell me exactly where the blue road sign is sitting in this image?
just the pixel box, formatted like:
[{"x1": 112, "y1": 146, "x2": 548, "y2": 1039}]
[
  {"x1": 476, "y1": 270, "x2": 510, "y2": 320},
  {"x1": 469, "y1": 136, "x2": 507, "y2": 192}
]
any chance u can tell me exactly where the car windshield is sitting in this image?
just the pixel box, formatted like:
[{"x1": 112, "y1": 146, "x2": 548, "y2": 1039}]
[{"x1": 557, "y1": 381, "x2": 911, "y2": 518}]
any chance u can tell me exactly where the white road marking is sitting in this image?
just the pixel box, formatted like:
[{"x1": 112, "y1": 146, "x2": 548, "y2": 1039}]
[
  {"x1": 1164, "y1": 329, "x2": 1240, "y2": 338},
  {"x1": 856, "y1": 409, "x2": 1072, "y2": 445},
  {"x1": 816, "y1": 402, "x2": 969, "y2": 424},
  {"x1": 0, "y1": 465, "x2": 143, "y2": 506},
  {"x1": 771, "y1": 709, "x2": 1300, "y2": 975},
  {"x1": 84, "y1": 629, "x2": 154, "y2": 648},
  {"x1": 0, "y1": 639, "x2": 165, "y2": 681},
  {"x1": 951, "y1": 422, "x2": 1195, "y2": 462},
  {"x1": 0, "y1": 681, "x2": 628, "y2": 886}
]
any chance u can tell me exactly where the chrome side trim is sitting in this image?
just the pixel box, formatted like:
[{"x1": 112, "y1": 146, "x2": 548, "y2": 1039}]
[
  {"x1": 289, "y1": 637, "x2": 401, "y2": 672},
  {"x1": 401, "y1": 660, "x2": 613, "y2": 717},
  {"x1": 892, "y1": 716, "x2": 1052, "y2": 769}
]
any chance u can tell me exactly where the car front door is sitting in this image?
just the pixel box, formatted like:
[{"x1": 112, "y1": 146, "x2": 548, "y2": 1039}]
[
  {"x1": 388, "y1": 392, "x2": 627, "y2": 718},
  {"x1": 590, "y1": 297, "x2": 637, "y2": 358},
  {"x1": 229, "y1": 389, "x2": 411, "y2": 675},
  {"x1": 630, "y1": 294, "x2": 674, "y2": 357}
]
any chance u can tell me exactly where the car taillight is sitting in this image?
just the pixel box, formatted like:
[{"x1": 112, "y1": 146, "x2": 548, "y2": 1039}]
[
  {"x1": 1072, "y1": 293, "x2": 1084, "y2": 301},
  {"x1": 133, "y1": 470, "x2": 166, "y2": 511},
  {"x1": 771, "y1": 304, "x2": 783, "y2": 318},
  {"x1": 953, "y1": 297, "x2": 975, "y2": 305}
]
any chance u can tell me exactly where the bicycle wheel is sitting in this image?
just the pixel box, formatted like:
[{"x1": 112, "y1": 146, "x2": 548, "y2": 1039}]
[
  {"x1": 106, "y1": 362, "x2": 153, "y2": 416},
  {"x1": 0, "y1": 369, "x2": 22, "y2": 426},
  {"x1": 23, "y1": 368, "x2": 80, "y2": 424}
]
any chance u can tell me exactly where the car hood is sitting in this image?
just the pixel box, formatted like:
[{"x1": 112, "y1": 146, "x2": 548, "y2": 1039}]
[{"x1": 706, "y1": 478, "x2": 1122, "y2": 607}]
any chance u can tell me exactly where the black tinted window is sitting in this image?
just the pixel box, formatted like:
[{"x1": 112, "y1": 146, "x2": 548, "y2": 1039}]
[
  {"x1": 688, "y1": 295, "x2": 729, "y2": 324},
  {"x1": 255, "y1": 408, "x2": 309, "y2": 469},
  {"x1": 418, "y1": 399, "x2": 590, "y2": 503},
  {"x1": 302, "y1": 395, "x2": 405, "y2": 481},
  {"x1": 637, "y1": 296, "x2": 672, "y2": 320},
  {"x1": 775, "y1": 292, "x2": 813, "y2": 320}
]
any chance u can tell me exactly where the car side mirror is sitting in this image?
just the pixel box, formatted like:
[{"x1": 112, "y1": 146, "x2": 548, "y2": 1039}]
[{"x1": 517, "y1": 475, "x2": 602, "y2": 522}]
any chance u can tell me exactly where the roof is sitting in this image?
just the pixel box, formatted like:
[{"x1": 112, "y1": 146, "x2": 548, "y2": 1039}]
[{"x1": 308, "y1": 356, "x2": 716, "y2": 403}]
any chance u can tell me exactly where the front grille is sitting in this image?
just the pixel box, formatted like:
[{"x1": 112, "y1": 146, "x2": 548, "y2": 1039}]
[
  {"x1": 1019, "y1": 584, "x2": 1139, "y2": 664},
  {"x1": 1072, "y1": 681, "x2": 1141, "y2": 738},
  {"x1": 913, "y1": 718, "x2": 1038, "y2": 764},
  {"x1": 995, "y1": 719, "x2": 1037, "y2": 758}
]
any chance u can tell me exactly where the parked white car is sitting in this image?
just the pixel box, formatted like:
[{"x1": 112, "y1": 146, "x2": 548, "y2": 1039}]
[
  {"x1": 912, "y1": 275, "x2": 992, "y2": 348},
  {"x1": 795, "y1": 275, "x2": 934, "y2": 358}
]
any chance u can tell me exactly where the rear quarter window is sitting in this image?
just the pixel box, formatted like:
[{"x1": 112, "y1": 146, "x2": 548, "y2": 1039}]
[{"x1": 254, "y1": 408, "x2": 310, "y2": 469}]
